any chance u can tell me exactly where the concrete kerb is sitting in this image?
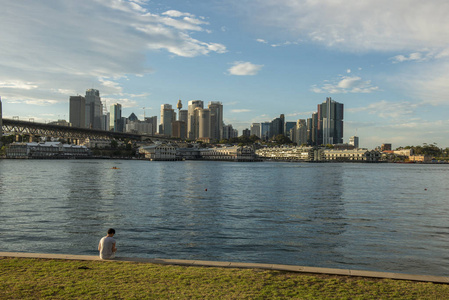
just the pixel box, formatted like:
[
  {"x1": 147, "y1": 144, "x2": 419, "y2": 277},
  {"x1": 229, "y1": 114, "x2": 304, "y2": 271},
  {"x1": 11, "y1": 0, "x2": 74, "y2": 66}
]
[{"x1": 1, "y1": 252, "x2": 449, "y2": 284}]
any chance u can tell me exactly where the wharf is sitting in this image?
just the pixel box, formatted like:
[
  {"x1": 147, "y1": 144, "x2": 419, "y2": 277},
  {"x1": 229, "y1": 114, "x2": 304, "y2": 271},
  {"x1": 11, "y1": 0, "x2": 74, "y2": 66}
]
[{"x1": 1, "y1": 252, "x2": 448, "y2": 284}]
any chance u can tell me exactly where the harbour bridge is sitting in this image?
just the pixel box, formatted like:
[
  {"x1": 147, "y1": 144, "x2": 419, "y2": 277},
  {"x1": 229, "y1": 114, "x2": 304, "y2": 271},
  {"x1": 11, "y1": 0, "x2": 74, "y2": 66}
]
[{"x1": 1, "y1": 118, "x2": 162, "y2": 143}]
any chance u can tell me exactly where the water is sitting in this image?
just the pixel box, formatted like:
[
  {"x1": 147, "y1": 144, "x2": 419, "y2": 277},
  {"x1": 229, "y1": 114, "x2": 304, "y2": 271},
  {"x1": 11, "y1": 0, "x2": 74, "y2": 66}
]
[{"x1": 1, "y1": 159, "x2": 449, "y2": 276}]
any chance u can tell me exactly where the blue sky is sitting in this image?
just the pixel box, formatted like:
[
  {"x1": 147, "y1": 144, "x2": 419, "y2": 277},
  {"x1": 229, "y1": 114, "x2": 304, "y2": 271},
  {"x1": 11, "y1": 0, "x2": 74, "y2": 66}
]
[{"x1": 1, "y1": 0, "x2": 449, "y2": 149}]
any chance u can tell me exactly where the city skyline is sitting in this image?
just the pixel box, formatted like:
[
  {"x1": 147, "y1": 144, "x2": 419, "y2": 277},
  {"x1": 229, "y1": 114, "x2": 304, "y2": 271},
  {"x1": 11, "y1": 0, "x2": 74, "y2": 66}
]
[{"x1": 1, "y1": 1, "x2": 449, "y2": 149}]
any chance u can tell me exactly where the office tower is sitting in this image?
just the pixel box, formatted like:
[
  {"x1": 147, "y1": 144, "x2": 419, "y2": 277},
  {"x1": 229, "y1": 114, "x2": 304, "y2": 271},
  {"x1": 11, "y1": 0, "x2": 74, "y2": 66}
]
[
  {"x1": 172, "y1": 121, "x2": 187, "y2": 139},
  {"x1": 110, "y1": 103, "x2": 122, "y2": 132},
  {"x1": 128, "y1": 113, "x2": 138, "y2": 122},
  {"x1": 349, "y1": 136, "x2": 359, "y2": 149},
  {"x1": 69, "y1": 96, "x2": 86, "y2": 128},
  {"x1": 261, "y1": 122, "x2": 271, "y2": 141},
  {"x1": 85, "y1": 89, "x2": 103, "y2": 129},
  {"x1": 197, "y1": 108, "x2": 210, "y2": 139},
  {"x1": 251, "y1": 123, "x2": 261, "y2": 138},
  {"x1": 293, "y1": 119, "x2": 307, "y2": 146},
  {"x1": 145, "y1": 116, "x2": 157, "y2": 135},
  {"x1": 223, "y1": 124, "x2": 238, "y2": 139},
  {"x1": 101, "y1": 113, "x2": 110, "y2": 131},
  {"x1": 307, "y1": 113, "x2": 318, "y2": 146},
  {"x1": 317, "y1": 97, "x2": 344, "y2": 145},
  {"x1": 160, "y1": 104, "x2": 176, "y2": 136},
  {"x1": 270, "y1": 114, "x2": 285, "y2": 138},
  {"x1": 208, "y1": 101, "x2": 223, "y2": 141},
  {"x1": 284, "y1": 121, "x2": 296, "y2": 138},
  {"x1": 187, "y1": 100, "x2": 204, "y2": 140},
  {"x1": 179, "y1": 109, "x2": 188, "y2": 123},
  {"x1": 242, "y1": 128, "x2": 250, "y2": 137}
]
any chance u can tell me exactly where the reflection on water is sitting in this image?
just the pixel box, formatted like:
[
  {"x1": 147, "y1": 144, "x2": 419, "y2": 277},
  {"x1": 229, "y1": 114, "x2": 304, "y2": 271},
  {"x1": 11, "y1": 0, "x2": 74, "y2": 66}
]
[{"x1": 1, "y1": 159, "x2": 449, "y2": 275}]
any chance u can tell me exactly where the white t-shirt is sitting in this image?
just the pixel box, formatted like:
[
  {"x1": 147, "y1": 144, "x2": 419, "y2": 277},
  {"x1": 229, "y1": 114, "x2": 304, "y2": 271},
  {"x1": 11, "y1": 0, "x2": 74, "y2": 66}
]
[{"x1": 99, "y1": 236, "x2": 116, "y2": 259}]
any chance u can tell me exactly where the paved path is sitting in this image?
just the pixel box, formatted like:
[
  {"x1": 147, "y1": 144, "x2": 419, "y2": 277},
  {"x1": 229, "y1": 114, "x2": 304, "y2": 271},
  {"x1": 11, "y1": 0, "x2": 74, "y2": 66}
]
[{"x1": 1, "y1": 252, "x2": 448, "y2": 284}]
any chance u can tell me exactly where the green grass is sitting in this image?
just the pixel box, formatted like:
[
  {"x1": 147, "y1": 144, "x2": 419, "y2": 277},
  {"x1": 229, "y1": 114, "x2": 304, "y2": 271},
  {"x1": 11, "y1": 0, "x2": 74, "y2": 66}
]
[{"x1": 1, "y1": 257, "x2": 448, "y2": 299}]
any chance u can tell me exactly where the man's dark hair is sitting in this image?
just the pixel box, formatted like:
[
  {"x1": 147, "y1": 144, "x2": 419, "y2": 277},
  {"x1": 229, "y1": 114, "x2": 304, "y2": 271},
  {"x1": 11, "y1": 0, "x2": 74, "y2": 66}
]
[{"x1": 107, "y1": 228, "x2": 115, "y2": 235}]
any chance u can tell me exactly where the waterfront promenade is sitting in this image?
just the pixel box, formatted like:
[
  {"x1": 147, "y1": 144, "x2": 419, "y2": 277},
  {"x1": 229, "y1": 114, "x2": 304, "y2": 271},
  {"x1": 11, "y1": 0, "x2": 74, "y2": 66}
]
[{"x1": 1, "y1": 252, "x2": 448, "y2": 284}]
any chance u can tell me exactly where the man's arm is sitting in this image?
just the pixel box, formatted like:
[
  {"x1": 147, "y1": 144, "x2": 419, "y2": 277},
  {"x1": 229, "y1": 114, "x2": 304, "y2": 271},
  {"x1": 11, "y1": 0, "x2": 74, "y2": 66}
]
[{"x1": 112, "y1": 242, "x2": 117, "y2": 253}]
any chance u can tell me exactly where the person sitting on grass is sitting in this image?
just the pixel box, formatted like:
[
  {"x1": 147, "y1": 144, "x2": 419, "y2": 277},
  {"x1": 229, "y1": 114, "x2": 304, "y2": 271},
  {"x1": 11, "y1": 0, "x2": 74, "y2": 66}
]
[{"x1": 98, "y1": 228, "x2": 117, "y2": 259}]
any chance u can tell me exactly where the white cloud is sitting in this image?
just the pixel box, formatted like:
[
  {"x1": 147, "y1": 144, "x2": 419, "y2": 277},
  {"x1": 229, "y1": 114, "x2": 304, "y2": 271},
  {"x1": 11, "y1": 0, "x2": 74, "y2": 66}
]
[
  {"x1": 256, "y1": 39, "x2": 268, "y2": 43},
  {"x1": 312, "y1": 75, "x2": 379, "y2": 94},
  {"x1": 0, "y1": 0, "x2": 226, "y2": 108},
  {"x1": 233, "y1": 0, "x2": 449, "y2": 54},
  {"x1": 228, "y1": 61, "x2": 264, "y2": 76}
]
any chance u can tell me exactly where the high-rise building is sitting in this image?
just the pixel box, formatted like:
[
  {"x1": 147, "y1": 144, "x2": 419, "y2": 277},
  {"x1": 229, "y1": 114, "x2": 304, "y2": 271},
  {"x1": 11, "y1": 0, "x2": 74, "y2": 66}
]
[
  {"x1": 172, "y1": 121, "x2": 187, "y2": 139},
  {"x1": 223, "y1": 124, "x2": 238, "y2": 139},
  {"x1": 197, "y1": 108, "x2": 210, "y2": 139},
  {"x1": 381, "y1": 143, "x2": 392, "y2": 151},
  {"x1": 317, "y1": 97, "x2": 344, "y2": 145},
  {"x1": 250, "y1": 123, "x2": 261, "y2": 138},
  {"x1": 349, "y1": 136, "x2": 359, "y2": 149},
  {"x1": 85, "y1": 89, "x2": 103, "y2": 129},
  {"x1": 261, "y1": 122, "x2": 271, "y2": 141},
  {"x1": 293, "y1": 119, "x2": 307, "y2": 146},
  {"x1": 160, "y1": 104, "x2": 176, "y2": 136},
  {"x1": 187, "y1": 100, "x2": 204, "y2": 140},
  {"x1": 110, "y1": 103, "x2": 122, "y2": 132},
  {"x1": 284, "y1": 121, "x2": 296, "y2": 138},
  {"x1": 179, "y1": 109, "x2": 188, "y2": 123},
  {"x1": 208, "y1": 101, "x2": 223, "y2": 141},
  {"x1": 270, "y1": 114, "x2": 285, "y2": 138},
  {"x1": 69, "y1": 96, "x2": 86, "y2": 128},
  {"x1": 242, "y1": 128, "x2": 251, "y2": 137},
  {"x1": 145, "y1": 116, "x2": 157, "y2": 135}
]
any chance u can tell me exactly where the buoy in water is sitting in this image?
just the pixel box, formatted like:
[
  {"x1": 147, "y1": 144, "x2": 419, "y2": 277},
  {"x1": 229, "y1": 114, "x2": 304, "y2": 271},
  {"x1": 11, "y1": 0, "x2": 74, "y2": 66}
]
[{"x1": 205, "y1": 188, "x2": 207, "y2": 191}]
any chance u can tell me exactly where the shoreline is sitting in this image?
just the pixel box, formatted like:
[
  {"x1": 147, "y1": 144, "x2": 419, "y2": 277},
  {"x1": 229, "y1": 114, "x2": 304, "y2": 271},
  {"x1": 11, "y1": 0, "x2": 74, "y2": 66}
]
[{"x1": 1, "y1": 251, "x2": 448, "y2": 284}]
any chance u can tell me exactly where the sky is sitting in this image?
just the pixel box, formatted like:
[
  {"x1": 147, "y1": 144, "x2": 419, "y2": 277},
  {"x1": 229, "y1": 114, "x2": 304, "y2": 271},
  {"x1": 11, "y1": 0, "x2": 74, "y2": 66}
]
[{"x1": 1, "y1": 0, "x2": 449, "y2": 149}]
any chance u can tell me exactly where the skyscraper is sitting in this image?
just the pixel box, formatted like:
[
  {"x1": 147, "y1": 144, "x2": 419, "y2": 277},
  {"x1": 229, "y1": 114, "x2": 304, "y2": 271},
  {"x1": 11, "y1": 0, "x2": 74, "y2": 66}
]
[
  {"x1": 110, "y1": 103, "x2": 122, "y2": 132},
  {"x1": 250, "y1": 123, "x2": 261, "y2": 138},
  {"x1": 197, "y1": 108, "x2": 210, "y2": 139},
  {"x1": 85, "y1": 89, "x2": 102, "y2": 129},
  {"x1": 160, "y1": 104, "x2": 176, "y2": 136},
  {"x1": 208, "y1": 101, "x2": 223, "y2": 141},
  {"x1": 349, "y1": 136, "x2": 359, "y2": 148},
  {"x1": 187, "y1": 100, "x2": 204, "y2": 140},
  {"x1": 69, "y1": 95, "x2": 86, "y2": 128},
  {"x1": 317, "y1": 97, "x2": 344, "y2": 145}
]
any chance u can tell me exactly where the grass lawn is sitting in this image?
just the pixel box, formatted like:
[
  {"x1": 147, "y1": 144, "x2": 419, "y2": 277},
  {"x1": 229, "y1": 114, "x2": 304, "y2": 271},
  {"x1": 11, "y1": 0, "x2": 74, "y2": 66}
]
[{"x1": 1, "y1": 257, "x2": 448, "y2": 299}]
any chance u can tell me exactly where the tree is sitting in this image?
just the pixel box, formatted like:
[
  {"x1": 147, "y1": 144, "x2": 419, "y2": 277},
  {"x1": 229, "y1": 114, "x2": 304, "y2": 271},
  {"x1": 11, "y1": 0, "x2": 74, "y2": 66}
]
[{"x1": 110, "y1": 140, "x2": 118, "y2": 149}]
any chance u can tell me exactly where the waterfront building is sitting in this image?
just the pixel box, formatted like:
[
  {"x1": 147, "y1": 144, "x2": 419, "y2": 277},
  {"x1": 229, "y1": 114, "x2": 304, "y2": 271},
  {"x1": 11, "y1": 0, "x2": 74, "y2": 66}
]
[
  {"x1": 256, "y1": 146, "x2": 315, "y2": 161},
  {"x1": 69, "y1": 95, "x2": 86, "y2": 128},
  {"x1": 323, "y1": 149, "x2": 380, "y2": 162},
  {"x1": 201, "y1": 145, "x2": 260, "y2": 161},
  {"x1": 349, "y1": 136, "x2": 359, "y2": 149},
  {"x1": 160, "y1": 104, "x2": 176, "y2": 137},
  {"x1": 109, "y1": 103, "x2": 122, "y2": 132},
  {"x1": 187, "y1": 100, "x2": 204, "y2": 140},
  {"x1": 139, "y1": 143, "x2": 178, "y2": 161},
  {"x1": 208, "y1": 101, "x2": 223, "y2": 141},
  {"x1": 317, "y1": 97, "x2": 344, "y2": 145},
  {"x1": 82, "y1": 138, "x2": 112, "y2": 149},
  {"x1": 85, "y1": 89, "x2": 103, "y2": 129},
  {"x1": 250, "y1": 123, "x2": 261, "y2": 138},
  {"x1": 6, "y1": 142, "x2": 91, "y2": 158}
]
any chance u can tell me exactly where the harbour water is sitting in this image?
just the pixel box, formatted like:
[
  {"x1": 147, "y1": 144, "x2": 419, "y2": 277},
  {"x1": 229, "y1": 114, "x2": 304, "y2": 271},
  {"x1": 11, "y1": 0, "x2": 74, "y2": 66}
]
[{"x1": 1, "y1": 159, "x2": 449, "y2": 276}]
